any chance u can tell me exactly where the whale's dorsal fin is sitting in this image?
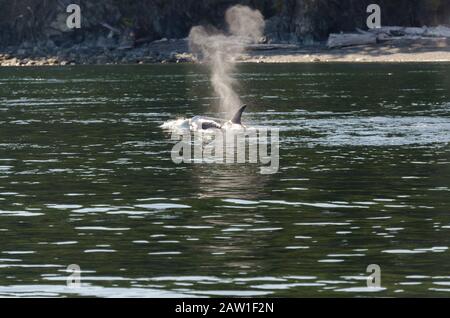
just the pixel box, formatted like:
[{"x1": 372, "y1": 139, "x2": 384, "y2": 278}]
[{"x1": 230, "y1": 104, "x2": 247, "y2": 125}]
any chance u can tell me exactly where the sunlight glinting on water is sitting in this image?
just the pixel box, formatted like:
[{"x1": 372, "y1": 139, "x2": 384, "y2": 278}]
[{"x1": 0, "y1": 63, "x2": 449, "y2": 296}]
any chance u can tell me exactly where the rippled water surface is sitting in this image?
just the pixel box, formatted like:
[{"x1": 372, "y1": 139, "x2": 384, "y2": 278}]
[{"x1": 0, "y1": 63, "x2": 450, "y2": 297}]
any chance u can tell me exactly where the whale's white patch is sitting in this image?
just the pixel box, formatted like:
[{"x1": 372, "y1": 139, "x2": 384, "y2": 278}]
[{"x1": 160, "y1": 117, "x2": 247, "y2": 132}]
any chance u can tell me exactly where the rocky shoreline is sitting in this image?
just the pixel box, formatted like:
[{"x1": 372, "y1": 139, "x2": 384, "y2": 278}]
[
  {"x1": 1, "y1": 36, "x2": 450, "y2": 66},
  {"x1": 0, "y1": 38, "x2": 193, "y2": 66},
  {"x1": 1, "y1": 0, "x2": 449, "y2": 66}
]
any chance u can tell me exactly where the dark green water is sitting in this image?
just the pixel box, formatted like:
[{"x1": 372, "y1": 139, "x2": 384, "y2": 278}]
[{"x1": 0, "y1": 63, "x2": 449, "y2": 297}]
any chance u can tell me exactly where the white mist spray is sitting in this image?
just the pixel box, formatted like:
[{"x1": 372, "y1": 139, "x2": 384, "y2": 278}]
[{"x1": 188, "y1": 5, "x2": 265, "y2": 115}]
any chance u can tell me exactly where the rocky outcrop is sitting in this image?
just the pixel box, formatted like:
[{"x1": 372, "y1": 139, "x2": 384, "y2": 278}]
[
  {"x1": 264, "y1": 0, "x2": 450, "y2": 44},
  {"x1": 0, "y1": 0, "x2": 449, "y2": 65}
]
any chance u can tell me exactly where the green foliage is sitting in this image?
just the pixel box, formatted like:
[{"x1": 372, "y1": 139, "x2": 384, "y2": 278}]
[
  {"x1": 121, "y1": 17, "x2": 134, "y2": 28},
  {"x1": 274, "y1": 0, "x2": 284, "y2": 13}
]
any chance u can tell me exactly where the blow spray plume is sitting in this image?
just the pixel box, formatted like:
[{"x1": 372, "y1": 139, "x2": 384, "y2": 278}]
[{"x1": 188, "y1": 5, "x2": 265, "y2": 115}]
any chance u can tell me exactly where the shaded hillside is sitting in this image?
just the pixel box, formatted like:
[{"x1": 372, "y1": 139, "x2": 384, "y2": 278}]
[{"x1": 0, "y1": 0, "x2": 449, "y2": 48}]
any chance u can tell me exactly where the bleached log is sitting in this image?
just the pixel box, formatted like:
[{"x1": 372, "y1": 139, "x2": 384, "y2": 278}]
[
  {"x1": 367, "y1": 26, "x2": 404, "y2": 35},
  {"x1": 403, "y1": 27, "x2": 426, "y2": 36},
  {"x1": 424, "y1": 25, "x2": 450, "y2": 38},
  {"x1": 327, "y1": 33, "x2": 377, "y2": 49},
  {"x1": 367, "y1": 25, "x2": 450, "y2": 38},
  {"x1": 246, "y1": 44, "x2": 299, "y2": 51}
]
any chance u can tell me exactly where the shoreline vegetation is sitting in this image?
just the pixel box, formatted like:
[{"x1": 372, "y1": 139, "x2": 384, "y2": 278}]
[{"x1": 1, "y1": 27, "x2": 450, "y2": 66}]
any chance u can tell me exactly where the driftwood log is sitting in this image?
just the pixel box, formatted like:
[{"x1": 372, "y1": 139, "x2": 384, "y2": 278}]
[
  {"x1": 327, "y1": 33, "x2": 377, "y2": 49},
  {"x1": 246, "y1": 44, "x2": 300, "y2": 51},
  {"x1": 327, "y1": 25, "x2": 450, "y2": 49},
  {"x1": 366, "y1": 25, "x2": 450, "y2": 38}
]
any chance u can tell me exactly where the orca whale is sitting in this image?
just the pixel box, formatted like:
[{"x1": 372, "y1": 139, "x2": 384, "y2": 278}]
[{"x1": 198, "y1": 105, "x2": 247, "y2": 130}]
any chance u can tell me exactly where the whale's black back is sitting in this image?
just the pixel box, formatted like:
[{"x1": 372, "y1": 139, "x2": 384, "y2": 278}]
[
  {"x1": 199, "y1": 105, "x2": 247, "y2": 129},
  {"x1": 201, "y1": 121, "x2": 221, "y2": 130}
]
